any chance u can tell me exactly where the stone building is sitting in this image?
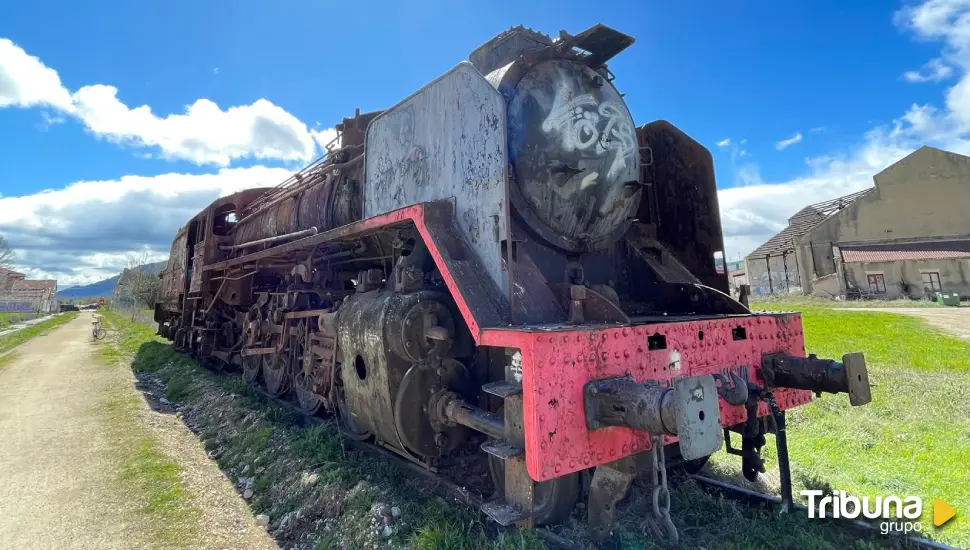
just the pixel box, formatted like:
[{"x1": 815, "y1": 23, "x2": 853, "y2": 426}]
[
  {"x1": 0, "y1": 268, "x2": 58, "y2": 313},
  {"x1": 745, "y1": 146, "x2": 970, "y2": 299}
]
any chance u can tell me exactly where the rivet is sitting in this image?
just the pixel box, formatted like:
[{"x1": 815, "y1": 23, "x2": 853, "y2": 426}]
[
  {"x1": 583, "y1": 456, "x2": 590, "y2": 465},
  {"x1": 569, "y1": 460, "x2": 576, "y2": 468},
  {"x1": 601, "y1": 352, "x2": 608, "y2": 360},
  {"x1": 555, "y1": 464, "x2": 562, "y2": 473},
  {"x1": 622, "y1": 328, "x2": 628, "y2": 337},
  {"x1": 623, "y1": 350, "x2": 630, "y2": 358},
  {"x1": 614, "y1": 352, "x2": 620, "y2": 359}
]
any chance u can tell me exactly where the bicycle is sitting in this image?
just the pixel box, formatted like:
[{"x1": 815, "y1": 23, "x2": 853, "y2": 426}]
[{"x1": 92, "y1": 315, "x2": 107, "y2": 340}]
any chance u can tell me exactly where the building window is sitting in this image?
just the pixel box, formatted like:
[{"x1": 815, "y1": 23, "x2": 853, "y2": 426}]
[
  {"x1": 867, "y1": 274, "x2": 886, "y2": 293},
  {"x1": 921, "y1": 272, "x2": 942, "y2": 293}
]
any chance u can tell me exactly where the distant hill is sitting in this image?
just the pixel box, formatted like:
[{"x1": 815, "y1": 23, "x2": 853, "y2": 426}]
[{"x1": 58, "y1": 260, "x2": 168, "y2": 299}]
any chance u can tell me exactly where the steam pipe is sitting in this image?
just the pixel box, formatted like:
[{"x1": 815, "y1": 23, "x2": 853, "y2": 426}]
[{"x1": 220, "y1": 227, "x2": 318, "y2": 252}]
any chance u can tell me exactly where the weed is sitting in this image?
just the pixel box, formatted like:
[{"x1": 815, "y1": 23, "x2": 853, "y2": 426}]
[
  {"x1": 0, "y1": 352, "x2": 18, "y2": 371},
  {"x1": 101, "y1": 389, "x2": 199, "y2": 548},
  {"x1": 289, "y1": 423, "x2": 343, "y2": 464},
  {"x1": 164, "y1": 372, "x2": 194, "y2": 402}
]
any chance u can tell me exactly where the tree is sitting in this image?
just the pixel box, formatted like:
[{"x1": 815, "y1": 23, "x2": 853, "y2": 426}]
[
  {"x1": 0, "y1": 236, "x2": 14, "y2": 269},
  {"x1": 115, "y1": 251, "x2": 162, "y2": 320}
]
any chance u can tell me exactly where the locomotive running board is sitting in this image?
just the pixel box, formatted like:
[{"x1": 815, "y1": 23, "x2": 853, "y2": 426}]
[{"x1": 205, "y1": 201, "x2": 512, "y2": 343}]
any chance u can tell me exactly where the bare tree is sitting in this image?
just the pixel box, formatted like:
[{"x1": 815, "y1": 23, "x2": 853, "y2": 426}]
[
  {"x1": 115, "y1": 251, "x2": 163, "y2": 321},
  {"x1": 0, "y1": 236, "x2": 14, "y2": 269}
]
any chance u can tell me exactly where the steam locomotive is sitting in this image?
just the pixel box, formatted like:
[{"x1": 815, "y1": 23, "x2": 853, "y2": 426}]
[{"x1": 155, "y1": 24, "x2": 871, "y2": 542}]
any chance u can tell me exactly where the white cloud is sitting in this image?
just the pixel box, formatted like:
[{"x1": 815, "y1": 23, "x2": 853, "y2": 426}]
[
  {"x1": 0, "y1": 37, "x2": 333, "y2": 166},
  {"x1": 72, "y1": 85, "x2": 316, "y2": 165},
  {"x1": 775, "y1": 132, "x2": 803, "y2": 150},
  {"x1": 0, "y1": 165, "x2": 292, "y2": 286},
  {"x1": 0, "y1": 39, "x2": 74, "y2": 111},
  {"x1": 902, "y1": 57, "x2": 954, "y2": 82},
  {"x1": 716, "y1": 138, "x2": 732, "y2": 148}
]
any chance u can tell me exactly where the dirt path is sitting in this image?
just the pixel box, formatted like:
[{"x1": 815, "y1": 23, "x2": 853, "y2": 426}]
[
  {"x1": 840, "y1": 307, "x2": 970, "y2": 340},
  {"x1": 0, "y1": 312, "x2": 277, "y2": 550}
]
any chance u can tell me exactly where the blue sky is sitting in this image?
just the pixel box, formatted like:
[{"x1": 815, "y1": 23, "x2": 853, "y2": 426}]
[{"x1": 2, "y1": 0, "x2": 969, "y2": 285}]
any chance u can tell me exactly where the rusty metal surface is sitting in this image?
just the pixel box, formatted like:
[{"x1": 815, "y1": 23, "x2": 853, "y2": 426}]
[
  {"x1": 159, "y1": 227, "x2": 189, "y2": 312},
  {"x1": 507, "y1": 58, "x2": 640, "y2": 253},
  {"x1": 762, "y1": 352, "x2": 871, "y2": 406},
  {"x1": 636, "y1": 121, "x2": 729, "y2": 294},
  {"x1": 586, "y1": 457, "x2": 636, "y2": 542},
  {"x1": 364, "y1": 62, "x2": 510, "y2": 297},
  {"x1": 480, "y1": 313, "x2": 813, "y2": 481},
  {"x1": 189, "y1": 248, "x2": 204, "y2": 294}
]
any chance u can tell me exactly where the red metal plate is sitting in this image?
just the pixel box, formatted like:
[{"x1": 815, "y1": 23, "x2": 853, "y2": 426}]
[{"x1": 482, "y1": 314, "x2": 812, "y2": 481}]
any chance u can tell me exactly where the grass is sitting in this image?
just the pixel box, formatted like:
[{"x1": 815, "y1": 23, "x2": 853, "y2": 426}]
[
  {"x1": 98, "y1": 312, "x2": 201, "y2": 548},
  {"x1": 710, "y1": 299, "x2": 970, "y2": 548},
  {"x1": 0, "y1": 351, "x2": 19, "y2": 371},
  {"x1": 0, "y1": 311, "x2": 78, "y2": 355},
  {"x1": 749, "y1": 295, "x2": 947, "y2": 310},
  {"x1": 100, "y1": 386, "x2": 200, "y2": 548}
]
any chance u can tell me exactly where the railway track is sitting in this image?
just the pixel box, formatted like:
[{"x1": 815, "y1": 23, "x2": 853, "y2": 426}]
[{"x1": 197, "y1": 363, "x2": 954, "y2": 550}]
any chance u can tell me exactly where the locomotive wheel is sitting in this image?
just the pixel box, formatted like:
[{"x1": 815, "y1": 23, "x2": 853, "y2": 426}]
[
  {"x1": 262, "y1": 352, "x2": 291, "y2": 397},
  {"x1": 662, "y1": 444, "x2": 711, "y2": 475},
  {"x1": 174, "y1": 329, "x2": 186, "y2": 350},
  {"x1": 487, "y1": 406, "x2": 579, "y2": 525},
  {"x1": 242, "y1": 354, "x2": 261, "y2": 383},
  {"x1": 488, "y1": 455, "x2": 580, "y2": 526},
  {"x1": 680, "y1": 456, "x2": 710, "y2": 475},
  {"x1": 292, "y1": 320, "x2": 324, "y2": 415},
  {"x1": 294, "y1": 375, "x2": 323, "y2": 415}
]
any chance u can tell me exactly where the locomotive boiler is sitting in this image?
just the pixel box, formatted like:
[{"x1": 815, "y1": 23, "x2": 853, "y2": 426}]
[{"x1": 154, "y1": 24, "x2": 872, "y2": 543}]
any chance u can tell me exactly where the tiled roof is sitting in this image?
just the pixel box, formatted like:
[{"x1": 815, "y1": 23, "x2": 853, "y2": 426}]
[
  {"x1": 840, "y1": 240, "x2": 970, "y2": 262},
  {"x1": 0, "y1": 288, "x2": 51, "y2": 300},
  {"x1": 0, "y1": 267, "x2": 25, "y2": 276},
  {"x1": 11, "y1": 279, "x2": 56, "y2": 290},
  {"x1": 747, "y1": 189, "x2": 873, "y2": 258}
]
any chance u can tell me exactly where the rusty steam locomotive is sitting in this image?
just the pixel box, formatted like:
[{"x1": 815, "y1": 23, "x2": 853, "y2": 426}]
[{"x1": 155, "y1": 24, "x2": 871, "y2": 542}]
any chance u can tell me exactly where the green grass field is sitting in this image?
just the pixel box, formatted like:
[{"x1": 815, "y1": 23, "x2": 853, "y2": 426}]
[
  {"x1": 715, "y1": 299, "x2": 970, "y2": 547},
  {"x1": 0, "y1": 311, "x2": 46, "y2": 328}
]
